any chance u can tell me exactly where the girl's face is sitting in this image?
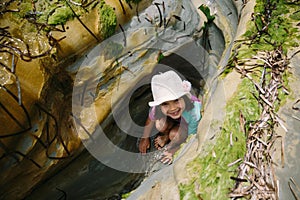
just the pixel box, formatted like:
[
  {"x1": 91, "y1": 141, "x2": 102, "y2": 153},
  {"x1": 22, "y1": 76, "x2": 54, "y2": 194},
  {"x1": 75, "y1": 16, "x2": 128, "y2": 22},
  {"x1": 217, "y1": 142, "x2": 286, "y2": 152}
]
[{"x1": 160, "y1": 97, "x2": 186, "y2": 119}]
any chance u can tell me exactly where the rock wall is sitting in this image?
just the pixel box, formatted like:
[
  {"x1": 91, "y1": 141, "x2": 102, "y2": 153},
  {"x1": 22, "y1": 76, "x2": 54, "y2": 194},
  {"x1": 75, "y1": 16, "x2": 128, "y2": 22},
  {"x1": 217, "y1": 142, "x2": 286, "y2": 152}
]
[
  {"x1": 2, "y1": 0, "x2": 299, "y2": 199},
  {"x1": 0, "y1": 0, "x2": 152, "y2": 199}
]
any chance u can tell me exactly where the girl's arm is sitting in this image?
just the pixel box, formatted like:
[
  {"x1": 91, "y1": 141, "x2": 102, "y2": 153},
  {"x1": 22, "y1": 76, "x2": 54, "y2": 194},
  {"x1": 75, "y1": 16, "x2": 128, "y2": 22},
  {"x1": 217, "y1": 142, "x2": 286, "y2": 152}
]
[
  {"x1": 139, "y1": 117, "x2": 154, "y2": 154},
  {"x1": 167, "y1": 124, "x2": 188, "y2": 153},
  {"x1": 160, "y1": 124, "x2": 188, "y2": 164}
]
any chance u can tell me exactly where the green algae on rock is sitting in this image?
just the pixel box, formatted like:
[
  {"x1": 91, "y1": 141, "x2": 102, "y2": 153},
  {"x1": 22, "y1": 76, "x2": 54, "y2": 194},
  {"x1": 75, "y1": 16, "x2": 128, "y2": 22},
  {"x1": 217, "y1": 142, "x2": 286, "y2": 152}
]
[
  {"x1": 48, "y1": 6, "x2": 74, "y2": 25},
  {"x1": 238, "y1": 0, "x2": 299, "y2": 58},
  {"x1": 224, "y1": 0, "x2": 299, "y2": 78},
  {"x1": 98, "y1": 0, "x2": 117, "y2": 39},
  {"x1": 179, "y1": 78, "x2": 258, "y2": 199}
]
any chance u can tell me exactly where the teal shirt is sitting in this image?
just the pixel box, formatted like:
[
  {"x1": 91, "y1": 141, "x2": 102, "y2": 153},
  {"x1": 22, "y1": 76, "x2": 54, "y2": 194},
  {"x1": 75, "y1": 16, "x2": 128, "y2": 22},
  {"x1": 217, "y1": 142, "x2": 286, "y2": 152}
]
[{"x1": 182, "y1": 101, "x2": 202, "y2": 135}]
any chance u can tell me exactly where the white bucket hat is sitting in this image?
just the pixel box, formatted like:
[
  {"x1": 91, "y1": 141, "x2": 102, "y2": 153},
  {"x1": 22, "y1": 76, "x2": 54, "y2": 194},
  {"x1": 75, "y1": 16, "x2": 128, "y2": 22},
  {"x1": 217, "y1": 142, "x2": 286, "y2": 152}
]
[{"x1": 148, "y1": 70, "x2": 192, "y2": 107}]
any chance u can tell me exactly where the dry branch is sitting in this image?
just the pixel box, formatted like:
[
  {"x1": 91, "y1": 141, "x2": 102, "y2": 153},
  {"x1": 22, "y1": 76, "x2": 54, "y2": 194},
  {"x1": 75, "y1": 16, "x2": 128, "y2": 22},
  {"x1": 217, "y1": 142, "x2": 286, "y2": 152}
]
[{"x1": 230, "y1": 47, "x2": 289, "y2": 199}]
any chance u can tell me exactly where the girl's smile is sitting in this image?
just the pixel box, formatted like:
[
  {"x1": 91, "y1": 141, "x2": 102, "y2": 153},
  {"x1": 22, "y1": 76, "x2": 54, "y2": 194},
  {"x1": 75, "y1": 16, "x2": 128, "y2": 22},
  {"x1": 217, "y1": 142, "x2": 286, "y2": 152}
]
[{"x1": 160, "y1": 98, "x2": 186, "y2": 119}]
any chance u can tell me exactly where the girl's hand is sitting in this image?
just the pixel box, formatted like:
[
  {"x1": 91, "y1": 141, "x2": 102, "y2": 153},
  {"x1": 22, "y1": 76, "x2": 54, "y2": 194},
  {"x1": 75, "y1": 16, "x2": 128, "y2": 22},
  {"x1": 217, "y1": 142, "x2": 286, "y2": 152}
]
[
  {"x1": 139, "y1": 138, "x2": 150, "y2": 154},
  {"x1": 160, "y1": 150, "x2": 173, "y2": 165}
]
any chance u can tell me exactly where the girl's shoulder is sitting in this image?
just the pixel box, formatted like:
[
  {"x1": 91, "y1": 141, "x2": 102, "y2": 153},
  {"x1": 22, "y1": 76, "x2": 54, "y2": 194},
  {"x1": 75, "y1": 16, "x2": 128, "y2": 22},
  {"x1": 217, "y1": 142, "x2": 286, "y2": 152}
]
[
  {"x1": 183, "y1": 95, "x2": 202, "y2": 121},
  {"x1": 191, "y1": 95, "x2": 201, "y2": 103}
]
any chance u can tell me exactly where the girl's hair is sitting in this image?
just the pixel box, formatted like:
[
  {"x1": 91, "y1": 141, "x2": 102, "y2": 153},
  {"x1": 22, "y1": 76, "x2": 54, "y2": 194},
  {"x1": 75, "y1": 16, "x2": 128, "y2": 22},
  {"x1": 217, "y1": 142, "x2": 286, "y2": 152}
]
[{"x1": 154, "y1": 95, "x2": 194, "y2": 119}]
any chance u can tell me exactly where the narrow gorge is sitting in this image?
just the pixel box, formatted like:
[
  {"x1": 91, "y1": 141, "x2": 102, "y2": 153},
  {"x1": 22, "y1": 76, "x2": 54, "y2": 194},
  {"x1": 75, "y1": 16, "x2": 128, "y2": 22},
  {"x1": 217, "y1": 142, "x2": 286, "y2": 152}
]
[{"x1": 1, "y1": 0, "x2": 300, "y2": 199}]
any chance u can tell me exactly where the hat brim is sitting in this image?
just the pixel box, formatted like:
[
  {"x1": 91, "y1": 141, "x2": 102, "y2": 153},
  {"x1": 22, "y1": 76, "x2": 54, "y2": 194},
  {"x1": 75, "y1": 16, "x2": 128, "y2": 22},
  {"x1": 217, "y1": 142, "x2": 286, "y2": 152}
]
[{"x1": 148, "y1": 92, "x2": 191, "y2": 107}]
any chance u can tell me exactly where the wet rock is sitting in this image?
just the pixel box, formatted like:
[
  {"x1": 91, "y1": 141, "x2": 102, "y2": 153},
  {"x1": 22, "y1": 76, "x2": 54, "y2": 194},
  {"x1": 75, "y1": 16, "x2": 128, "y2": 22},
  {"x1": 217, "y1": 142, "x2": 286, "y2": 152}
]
[{"x1": 0, "y1": 0, "x2": 152, "y2": 199}]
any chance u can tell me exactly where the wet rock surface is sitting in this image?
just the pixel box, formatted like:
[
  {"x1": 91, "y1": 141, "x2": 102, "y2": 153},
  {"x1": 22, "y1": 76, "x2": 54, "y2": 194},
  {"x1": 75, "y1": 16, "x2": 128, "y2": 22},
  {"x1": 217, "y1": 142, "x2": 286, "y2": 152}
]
[
  {"x1": 0, "y1": 0, "x2": 152, "y2": 199},
  {"x1": 0, "y1": 0, "x2": 206, "y2": 199}
]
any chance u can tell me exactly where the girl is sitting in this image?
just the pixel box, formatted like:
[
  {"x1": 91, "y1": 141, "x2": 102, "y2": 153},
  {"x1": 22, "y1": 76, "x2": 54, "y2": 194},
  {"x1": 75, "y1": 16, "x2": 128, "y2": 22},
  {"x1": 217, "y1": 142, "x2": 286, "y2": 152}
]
[{"x1": 139, "y1": 70, "x2": 202, "y2": 164}]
